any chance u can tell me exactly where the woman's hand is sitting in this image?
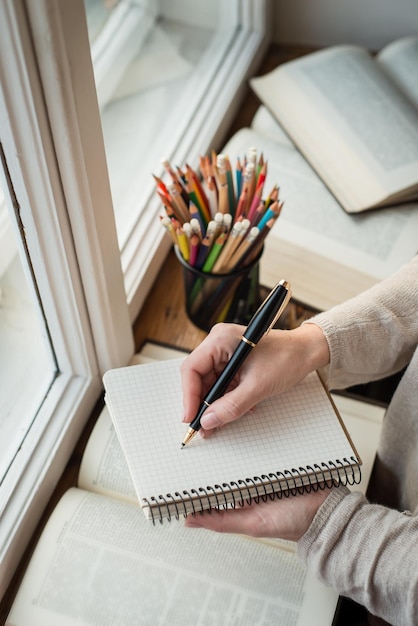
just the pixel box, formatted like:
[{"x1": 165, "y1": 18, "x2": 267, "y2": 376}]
[
  {"x1": 185, "y1": 487, "x2": 331, "y2": 541},
  {"x1": 181, "y1": 321, "x2": 329, "y2": 437},
  {"x1": 180, "y1": 321, "x2": 332, "y2": 540}
]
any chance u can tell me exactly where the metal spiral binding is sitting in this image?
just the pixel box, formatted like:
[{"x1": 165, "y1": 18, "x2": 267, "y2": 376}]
[{"x1": 143, "y1": 456, "x2": 361, "y2": 524}]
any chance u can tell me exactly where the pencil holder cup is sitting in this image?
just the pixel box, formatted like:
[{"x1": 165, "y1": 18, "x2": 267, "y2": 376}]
[{"x1": 175, "y1": 246, "x2": 263, "y2": 332}]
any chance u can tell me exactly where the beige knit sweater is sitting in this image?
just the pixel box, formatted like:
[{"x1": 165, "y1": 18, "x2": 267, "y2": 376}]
[{"x1": 298, "y1": 255, "x2": 418, "y2": 625}]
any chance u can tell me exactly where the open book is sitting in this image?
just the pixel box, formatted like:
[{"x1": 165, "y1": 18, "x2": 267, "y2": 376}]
[
  {"x1": 222, "y1": 105, "x2": 418, "y2": 311},
  {"x1": 5, "y1": 343, "x2": 384, "y2": 626},
  {"x1": 103, "y1": 358, "x2": 362, "y2": 524},
  {"x1": 250, "y1": 37, "x2": 418, "y2": 214}
]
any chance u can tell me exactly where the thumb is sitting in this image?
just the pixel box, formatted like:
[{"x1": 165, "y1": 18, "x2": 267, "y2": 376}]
[{"x1": 200, "y1": 386, "x2": 256, "y2": 431}]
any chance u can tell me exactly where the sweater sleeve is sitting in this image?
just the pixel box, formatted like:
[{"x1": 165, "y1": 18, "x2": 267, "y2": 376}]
[
  {"x1": 297, "y1": 488, "x2": 418, "y2": 625},
  {"x1": 305, "y1": 255, "x2": 418, "y2": 389}
]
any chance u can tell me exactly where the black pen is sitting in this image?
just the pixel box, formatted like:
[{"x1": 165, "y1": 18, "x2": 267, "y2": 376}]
[{"x1": 181, "y1": 279, "x2": 292, "y2": 447}]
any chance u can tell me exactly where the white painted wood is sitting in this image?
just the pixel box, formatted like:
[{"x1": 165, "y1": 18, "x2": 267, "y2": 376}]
[
  {"x1": 26, "y1": 0, "x2": 134, "y2": 373},
  {"x1": 90, "y1": 1, "x2": 156, "y2": 111},
  {"x1": 160, "y1": 0, "x2": 219, "y2": 28},
  {"x1": 0, "y1": 374, "x2": 101, "y2": 600},
  {"x1": 0, "y1": 190, "x2": 16, "y2": 277},
  {"x1": 0, "y1": 0, "x2": 131, "y2": 597}
]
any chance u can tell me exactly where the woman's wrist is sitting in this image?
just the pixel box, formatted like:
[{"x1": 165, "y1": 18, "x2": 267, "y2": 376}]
[{"x1": 292, "y1": 322, "x2": 330, "y2": 376}]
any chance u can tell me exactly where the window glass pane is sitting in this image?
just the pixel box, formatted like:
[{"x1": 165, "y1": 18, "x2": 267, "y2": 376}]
[
  {"x1": 84, "y1": 0, "x2": 232, "y2": 249},
  {"x1": 0, "y1": 184, "x2": 56, "y2": 481}
]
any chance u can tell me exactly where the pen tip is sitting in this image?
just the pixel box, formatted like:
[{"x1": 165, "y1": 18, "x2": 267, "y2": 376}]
[{"x1": 181, "y1": 427, "x2": 196, "y2": 448}]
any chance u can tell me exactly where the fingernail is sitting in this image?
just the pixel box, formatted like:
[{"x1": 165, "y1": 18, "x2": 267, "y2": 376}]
[{"x1": 200, "y1": 412, "x2": 221, "y2": 429}]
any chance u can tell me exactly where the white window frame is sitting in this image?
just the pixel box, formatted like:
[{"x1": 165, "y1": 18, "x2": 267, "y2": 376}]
[
  {"x1": 0, "y1": 0, "x2": 133, "y2": 598},
  {"x1": 122, "y1": 0, "x2": 272, "y2": 320},
  {"x1": 0, "y1": 0, "x2": 271, "y2": 599},
  {"x1": 34, "y1": 0, "x2": 272, "y2": 323},
  {"x1": 0, "y1": 188, "x2": 16, "y2": 277},
  {"x1": 90, "y1": 0, "x2": 157, "y2": 112}
]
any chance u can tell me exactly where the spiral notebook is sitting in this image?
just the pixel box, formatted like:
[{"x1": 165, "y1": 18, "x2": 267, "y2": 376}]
[{"x1": 103, "y1": 358, "x2": 361, "y2": 523}]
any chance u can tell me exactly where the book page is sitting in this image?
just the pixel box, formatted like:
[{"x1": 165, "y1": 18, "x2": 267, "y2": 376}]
[
  {"x1": 222, "y1": 123, "x2": 418, "y2": 309},
  {"x1": 103, "y1": 359, "x2": 360, "y2": 521},
  {"x1": 6, "y1": 488, "x2": 338, "y2": 626},
  {"x1": 78, "y1": 406, "x2": 137, "y2": 504},
  {"x1": 131, "y1": 341, "x2": 188, "y2": 363},
  {"x1": 8, "y1": 350, "x2": 383, "y2": 626},
  {"x1": 378, "y1": 37, "x2": 418, "y2": 110},
  {"x1": 250, "y1": 104, "x2": 295, "y2": 147},
  {"x1": 250, "y1": 45, "x2": 418, "y2": 213}
]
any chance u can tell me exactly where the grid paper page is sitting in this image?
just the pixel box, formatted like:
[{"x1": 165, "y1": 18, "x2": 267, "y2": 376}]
[{"x1": 103, "y1": 359, "x2": 360, "y2": 516}]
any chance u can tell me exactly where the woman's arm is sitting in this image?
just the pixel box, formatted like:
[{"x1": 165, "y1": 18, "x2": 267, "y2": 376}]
[{"x1": 309, "y1": 255, "x2": 418, "y2": 390}]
